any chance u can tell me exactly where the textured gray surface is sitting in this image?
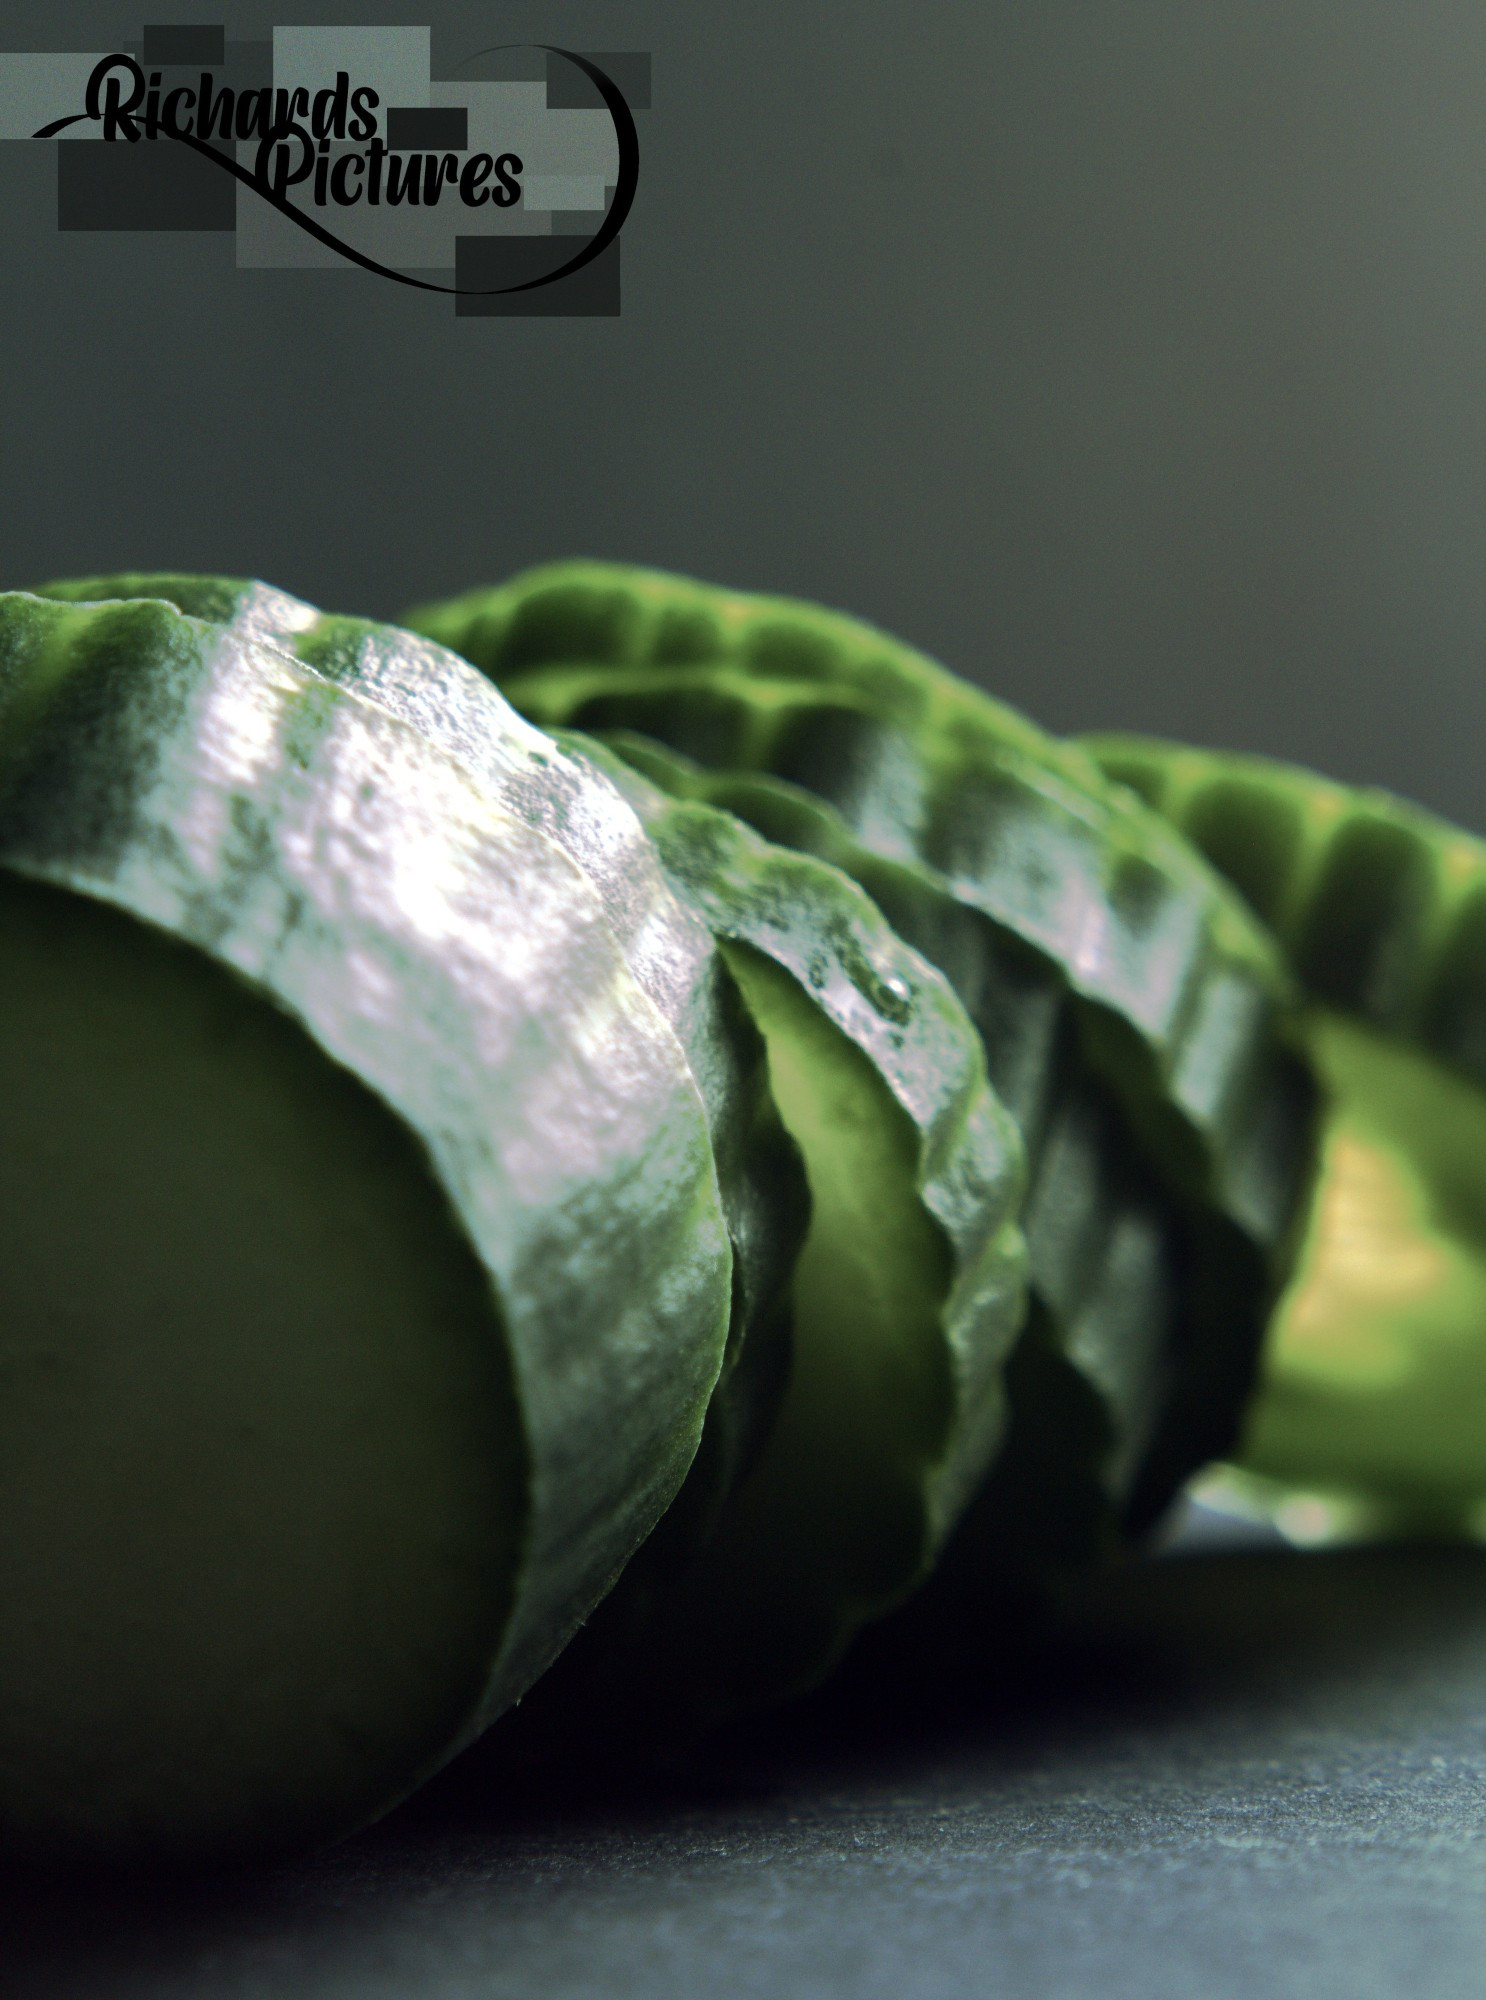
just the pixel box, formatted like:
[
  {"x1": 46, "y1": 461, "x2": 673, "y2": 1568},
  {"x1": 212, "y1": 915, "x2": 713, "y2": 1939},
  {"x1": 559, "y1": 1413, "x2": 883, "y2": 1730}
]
[{"x1": 10, "y1": 1529, "x2": 1486, "y2": 1999}]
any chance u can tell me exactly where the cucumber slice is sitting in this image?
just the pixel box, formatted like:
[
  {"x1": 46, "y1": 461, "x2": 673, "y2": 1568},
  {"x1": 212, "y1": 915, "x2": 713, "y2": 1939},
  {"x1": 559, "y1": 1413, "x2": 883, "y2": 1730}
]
[
  {"x1": 491, "y1": 660, "x2": 1305, "y2": 1269},
  {"x1": 31, "y1": 573, "x2": 808, "y2": 1545},
  {"x1": 525, "y1": 738, "x2": 1028, "y2": 1723},
  {"x1": 587, "y1": 733, "x2": 1180, "y2": 1582},
  {"x1": 0, "y1": 593, "x2": 732, "y2": 1861},
  {"x1": 1084, "y1": 734, "x2": 1486, "y2": 1526},
  {"x1": 405, "y1": 565, "x2": 1314, "y2": 1538}
]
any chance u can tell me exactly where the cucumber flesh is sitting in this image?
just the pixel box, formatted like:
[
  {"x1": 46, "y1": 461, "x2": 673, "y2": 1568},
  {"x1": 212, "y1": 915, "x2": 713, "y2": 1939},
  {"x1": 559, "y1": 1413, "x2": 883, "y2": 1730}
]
[
  {"x1": 0, "y1": 875, "x2": 523, "y2": 1863},
  {"x1": 0, "y1": 593, "x2": 733, "y2": 1858},
  {"x1": 655, "y1": 938, "x2": 962, "y2": 1705}
]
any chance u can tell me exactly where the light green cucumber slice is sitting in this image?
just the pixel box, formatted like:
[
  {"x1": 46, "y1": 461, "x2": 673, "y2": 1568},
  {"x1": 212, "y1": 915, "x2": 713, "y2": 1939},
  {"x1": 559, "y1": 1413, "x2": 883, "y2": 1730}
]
[
  {"x1": 1084, "y1": 734, "x2": 1486, "y2": 1528},
  {"x1": 31, "y1": 573, "x2": 808, "y2": 1536},
  {"x1": 525, "y1": 737, "x2": 1028, "y2": 1723},
  {"x1": 0, "y1": 592, "x2": 732, "y2": 1862},
  {"x1": 1232, "y1": 1011, "x2": 1486, "y2": 1534}
]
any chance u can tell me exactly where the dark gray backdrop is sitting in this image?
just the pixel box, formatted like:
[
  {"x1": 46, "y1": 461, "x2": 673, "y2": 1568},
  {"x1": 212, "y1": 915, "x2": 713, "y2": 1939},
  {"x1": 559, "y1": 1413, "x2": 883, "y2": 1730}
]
[{"x1": 4, "y1": 2, "x2": 1485, "y2": 825}]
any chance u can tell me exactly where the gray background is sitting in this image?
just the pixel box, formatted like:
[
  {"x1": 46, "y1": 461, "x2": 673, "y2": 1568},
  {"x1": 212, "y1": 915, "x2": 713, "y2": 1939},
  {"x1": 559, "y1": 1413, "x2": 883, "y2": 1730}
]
[
  {"x1": 7, "y1": 5, "x2": 1486, "y2": 1991},
  {"x1": 4, "y1": 1, "x2": 1486, "y2": 825}
]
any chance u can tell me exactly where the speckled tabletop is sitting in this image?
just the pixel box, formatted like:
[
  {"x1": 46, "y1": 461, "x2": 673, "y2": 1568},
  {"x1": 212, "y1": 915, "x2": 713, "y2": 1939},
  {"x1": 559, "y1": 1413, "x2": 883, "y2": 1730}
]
[{"x1": 8, "y1": 1511, "x2": 1486, "y2": 2000}]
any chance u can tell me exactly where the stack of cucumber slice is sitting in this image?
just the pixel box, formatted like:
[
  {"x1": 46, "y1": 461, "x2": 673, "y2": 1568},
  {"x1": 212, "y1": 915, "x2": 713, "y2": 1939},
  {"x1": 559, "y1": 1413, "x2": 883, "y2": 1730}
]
[
  {"x1": 406, "y1": 565, "x2": 1317, "y2": 1558},
  {"x1": 2, "y1": 558, "x2": 1476, "y2": 1869}
]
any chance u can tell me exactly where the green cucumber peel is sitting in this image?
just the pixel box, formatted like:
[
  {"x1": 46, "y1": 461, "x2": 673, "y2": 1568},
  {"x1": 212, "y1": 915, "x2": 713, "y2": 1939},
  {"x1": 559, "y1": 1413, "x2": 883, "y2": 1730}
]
[
  {"x1": 537, "y1": 732, "x2": 1029, "y2": 1720},
  {"x1": 0, "y1": 592, "x2": 733, "y2": 1858}
]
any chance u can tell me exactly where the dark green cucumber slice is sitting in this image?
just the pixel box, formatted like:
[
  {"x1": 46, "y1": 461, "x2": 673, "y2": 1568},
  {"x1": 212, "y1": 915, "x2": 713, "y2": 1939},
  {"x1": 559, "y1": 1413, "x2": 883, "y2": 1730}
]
[
  {"x1": 526, "y1": 736, "x2": 1028, "y2": 1723},
  {"x1": 488, "y1": 660, "x2": 1305, "y2": 1269},
  {"x1": 31, "y1": 573, "x2": 808, "y2": 1544},
  {"x1": 0, "y1": 592, "x2": 732, "y2": 1862}
]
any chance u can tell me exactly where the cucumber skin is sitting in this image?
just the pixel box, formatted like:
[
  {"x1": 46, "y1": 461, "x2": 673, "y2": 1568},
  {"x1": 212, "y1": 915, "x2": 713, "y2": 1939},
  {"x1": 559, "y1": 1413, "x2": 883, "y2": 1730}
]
[
  {"x1": 1084, "y1": 733, "x2": 1486, "y2": 1086},
  {"x1": 404, "y1": 562, "x2": 1312, "y2": 1270},
  {"x1": 0, "y1": 591, "x2": 734, "y2": 1849},
  {"x1": 30, "y1": 573, "x2": 809, "y2": 1543}
]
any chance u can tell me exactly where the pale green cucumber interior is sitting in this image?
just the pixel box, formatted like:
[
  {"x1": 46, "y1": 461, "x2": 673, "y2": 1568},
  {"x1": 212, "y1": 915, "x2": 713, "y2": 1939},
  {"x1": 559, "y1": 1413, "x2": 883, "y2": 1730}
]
[
  {"x1": 1235, "y1": 1010, "x2": 1486, "y2": 1529},
  {"x1": 673, "y1": 939, "x2": 952, "y2": 1706},
  {"x1": 0, "y1": 874, "x2": 525, "y2": 1864}
]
